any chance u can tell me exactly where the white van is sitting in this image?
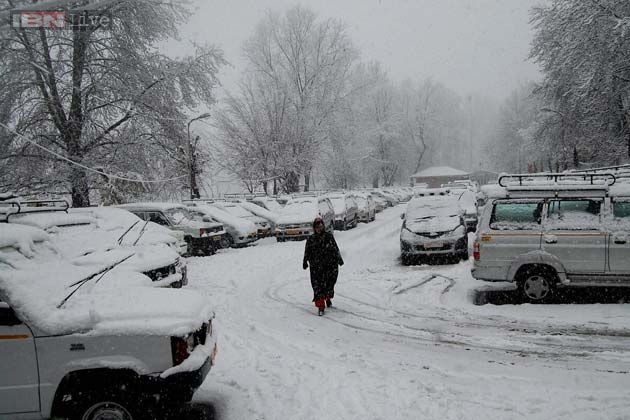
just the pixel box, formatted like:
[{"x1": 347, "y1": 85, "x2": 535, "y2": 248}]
[{"x1": 472, "y1": 173, "x2": 630, "y2": 302}]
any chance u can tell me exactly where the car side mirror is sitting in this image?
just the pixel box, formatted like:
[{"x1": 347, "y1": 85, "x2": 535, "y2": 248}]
[
  {"x1": 203, "y1": 216, "x2": 211, "y2": 222},
  {"x1": 400, "y1": 213, "x2": 405, "y2": 219}
]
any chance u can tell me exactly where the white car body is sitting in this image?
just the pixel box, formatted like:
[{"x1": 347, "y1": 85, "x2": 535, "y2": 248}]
[{"x1": 0, "y1": 210, "x2": 216, "y2": 419}]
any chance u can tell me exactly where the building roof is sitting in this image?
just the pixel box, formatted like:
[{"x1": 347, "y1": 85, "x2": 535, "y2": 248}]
[{"x1": 411, "y1": 166, "x2": 469, "y2": 178}]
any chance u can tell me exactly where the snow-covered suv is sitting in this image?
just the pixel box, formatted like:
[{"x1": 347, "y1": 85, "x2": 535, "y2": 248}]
[
  {"x1": 472, "y1": 173, "x2": 630, "y2": 302},
  {"x1": 0, "y1": 206, "x2": 217, "y2": 419}
]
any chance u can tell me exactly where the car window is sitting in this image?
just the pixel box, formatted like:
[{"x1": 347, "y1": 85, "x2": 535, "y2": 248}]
[
  {"x1": 147, "y1": 211, "x2": 170, "y2": 226},
  {"x1": 546, "y1": 199, "x2": 601, "y2": 230},
  {"x1": 0, "y1": 303, "x2": 21, "y2": 326},
  {"x1": 490, "y1": 202, "x2": 543, "y2": 230},
  {"x1": 610, "y1": 200, "x2": 630, "y2": 229}
]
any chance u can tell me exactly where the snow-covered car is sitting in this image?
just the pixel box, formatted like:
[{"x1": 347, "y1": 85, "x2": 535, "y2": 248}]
[
  {"x1": 213, "y1": 201, "x2": 272, "y2": 238},
  {"x1": 371, "y1": 190, "x2": 397, "y2": 207},
  {"x1": 250, "y1": 196, "x2": 284, "y2": 213},
  {"x1": 326, "y1": 193, "x2": 359, "y2": 230},
  {"x1": 275, "y1": 196, "x2": 335, "y2": 241},
  {"x1": 235, "y1": 200, "x2": 278, "y2": 231},
  {"x1": 400, "y1": 196, "x2": 468, "y2": 265},
  {"x1": 350, "y1": 192, "x2": 376, "y2": 223},
  {"x1": 118, "y1": 203, "x2": 226, "y2": 256},
  {"x1": 1, "y1": 200, "x2": 187, "y2": 288},
  {"x1": 0, "y1": 223, "x2": 217, "y2": 420},
  {"x1": 185, "y1": 203, "x2": 258, "y2": 247},
  {"x1": 74, "y1": 206, "x2": 188, "y2": 256},
  {"x1": 454, "y1": 189, "x2": 479, "y2": 232}
]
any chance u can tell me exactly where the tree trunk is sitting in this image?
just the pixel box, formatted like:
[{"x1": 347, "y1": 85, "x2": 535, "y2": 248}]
[
  {"x1": 70, "y1": 166, "x2": 90, "y2": 207},
  {"x1": 284, "y1": 172, "x2": 300, "y2": 193},
  {"x1": 304, "y1": 171, "x2": 311, "y2": 192},
  {"x1": 372, "y1": 175, "x2": 379, "y2": 188}
]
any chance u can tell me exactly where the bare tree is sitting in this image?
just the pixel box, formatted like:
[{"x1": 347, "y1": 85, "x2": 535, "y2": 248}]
[{"x1": 0, "y1": 0, "x2": 225, "y2": 206}]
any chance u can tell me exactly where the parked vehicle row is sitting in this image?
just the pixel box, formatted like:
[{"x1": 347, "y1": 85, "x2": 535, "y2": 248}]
[{"x1": 0, "y1": 200, "x2": 217, "y2": 419}]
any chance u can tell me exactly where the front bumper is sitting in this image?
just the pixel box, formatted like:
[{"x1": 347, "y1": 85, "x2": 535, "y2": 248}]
[
  {"x1": 400, "y1": 235, "x2": 467, "y2": 257},
  {"x1": 140, "y1": 347, "x2": 214, "y2": 405},
  {"x1": 275, "y1": 226, "x2": 313, "y2": 240}
]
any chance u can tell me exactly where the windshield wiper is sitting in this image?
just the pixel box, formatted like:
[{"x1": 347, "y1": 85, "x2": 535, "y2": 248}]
[
  {"x1": 58, "y1": 253, "x2": 135, "y2": 308},
  {"x1": 132, "y1": 220, "x2": 149, "y2": 246},
  {"x1": 117, "y1": 220, "x2": 140, "y2": 245}
]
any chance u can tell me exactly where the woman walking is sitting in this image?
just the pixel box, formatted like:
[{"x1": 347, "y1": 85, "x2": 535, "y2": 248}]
[{"x1": 303, "y1": 217, "x2": 344, "y2": 316}]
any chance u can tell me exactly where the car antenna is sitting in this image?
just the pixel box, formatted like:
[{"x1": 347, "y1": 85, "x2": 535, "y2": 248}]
[
  {"x1": 58, "y1": 253, "x2": 135, "y2": 309},
  {"x1": 132, "y1": 220, "x2": 150, "y2": 246},
  {"x1": 117, "y1": 220, "x2": 140, "y2": 245}
]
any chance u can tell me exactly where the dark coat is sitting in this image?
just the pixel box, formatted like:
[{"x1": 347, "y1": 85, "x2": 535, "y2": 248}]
[{"x1": 303, "y1": 231, "x2": 344, "y2": 301}]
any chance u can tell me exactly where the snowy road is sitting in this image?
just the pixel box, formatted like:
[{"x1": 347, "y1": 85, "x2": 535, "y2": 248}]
[{"x1": 186, "y1": 206, "x2": 630, "y2": 420}]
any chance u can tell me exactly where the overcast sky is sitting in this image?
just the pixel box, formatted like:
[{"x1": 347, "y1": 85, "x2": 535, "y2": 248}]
[{"x1": 165, "y1": 0, "x2": 542, "y2": 101}]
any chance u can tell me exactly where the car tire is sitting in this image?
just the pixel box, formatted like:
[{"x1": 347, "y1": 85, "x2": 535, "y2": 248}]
[
  {"x1": 73, "y1": 392, "x2": 140, "y2": 420},
  {"x1": 340, "y1": 220, "x2": 347, "y2": 231},
  {"x1": 518, "y1": 267, "x2": 556, "y2": 303},
  {"x1": 276, "y1": 237, "x2": 285, "y2": 242}
]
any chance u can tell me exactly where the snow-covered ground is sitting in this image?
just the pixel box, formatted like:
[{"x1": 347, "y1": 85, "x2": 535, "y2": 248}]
[{"x1": 186, "y1": 206, "x2": 630, "y2": 420}]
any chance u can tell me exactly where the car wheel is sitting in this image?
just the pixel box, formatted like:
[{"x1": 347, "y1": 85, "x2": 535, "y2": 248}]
[
  {"x1": 276, "y1": 237, "x2": 285, "y2": 242},
  {"x1": 401, "y1": 254, "x2": 413, "y2": 266},
  {"x1": 340, "y1": 219, "x2": 347, "y2": 231},
  {"x1": 519, "y1": 267, "x2": 555, "y2": 303},
  {"x1": 80, "y1": 401, "x2": 134, "y2": 420}
]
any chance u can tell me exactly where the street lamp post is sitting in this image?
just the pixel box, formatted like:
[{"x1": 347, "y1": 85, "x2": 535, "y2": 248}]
[{"x1": 187, "y1": 113, "x2": 211, "y2": 199}]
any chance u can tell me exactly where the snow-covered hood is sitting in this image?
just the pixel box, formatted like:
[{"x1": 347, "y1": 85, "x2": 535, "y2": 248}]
[
  {"x1": 238, "y1": 201, "x2": 278, "y2": 224},
  {"x1": 0, "y1": 224, "x2": 209, "y2": 336}
]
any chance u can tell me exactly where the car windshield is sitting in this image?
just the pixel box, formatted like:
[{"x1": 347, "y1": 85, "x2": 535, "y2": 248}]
[
  {"x1": 164, "y1": 208, "x2": 193, "y2": 225},
  {"x1": 223, "y1": 205, "x2": 254, "y2": 218}
]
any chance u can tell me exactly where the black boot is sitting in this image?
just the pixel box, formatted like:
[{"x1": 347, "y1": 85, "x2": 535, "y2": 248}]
[
  {"x1": 326, "y1": 299, "x2": 333, "y2": 308},
  {"x1": 318, "y1": 308, "x2": 325, "y2": 316}
]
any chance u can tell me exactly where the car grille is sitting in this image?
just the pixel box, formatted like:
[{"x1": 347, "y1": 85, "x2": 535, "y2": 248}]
[
  {"x1": 415, "y1": 231, "x2": 448, "y2": 239},
  {"x1": 143, "y1": 263, "x2": 176, "y2": 282}
]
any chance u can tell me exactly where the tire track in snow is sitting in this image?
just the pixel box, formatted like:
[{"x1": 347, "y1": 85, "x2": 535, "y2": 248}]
[{"x1": 265, "y1": 278, "x2": 630, "y2": 362}]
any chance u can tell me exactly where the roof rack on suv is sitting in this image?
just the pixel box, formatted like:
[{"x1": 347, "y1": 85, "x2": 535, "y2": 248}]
[
  {"x1": 0, "y1": 199, "x2": 69, "y2": 222},
  {"x1": 498, "y1": 173, "x2": 616, "y2": 188}
]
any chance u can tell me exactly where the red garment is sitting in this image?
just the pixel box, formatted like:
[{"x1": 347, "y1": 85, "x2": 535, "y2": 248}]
[{"x1": 314, "y1": 298, "x2": 326, "y2": 310}]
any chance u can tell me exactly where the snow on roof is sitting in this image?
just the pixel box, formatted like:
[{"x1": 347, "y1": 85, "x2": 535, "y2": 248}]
[{"x1": 412, "y1": 166, "x2": 469, "y2": 178}]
